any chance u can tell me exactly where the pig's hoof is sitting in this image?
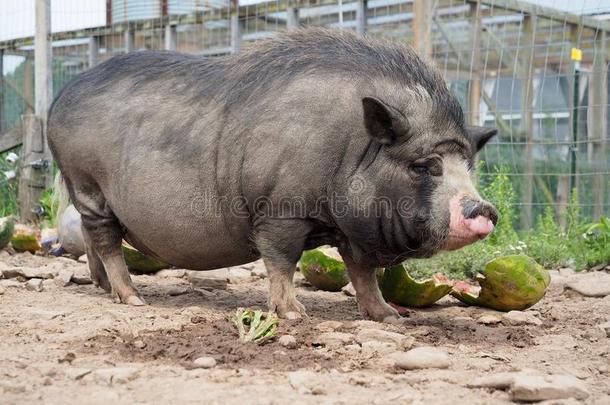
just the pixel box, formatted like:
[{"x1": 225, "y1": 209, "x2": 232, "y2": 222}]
[
  {"x1": 270, "y1": 298, "x2": 307, "y2": 319},
  {"x1": 360, "y1": 302, "x2": 401, "y2": 322},
  {"x1": 124, "y1": 295, "x2": 147, "y2": 306}
]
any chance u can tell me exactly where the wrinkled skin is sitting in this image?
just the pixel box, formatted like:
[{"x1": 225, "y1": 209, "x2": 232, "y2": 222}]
[{"x1": 48, "y1": 28, "x2": 498, "y2": 321}]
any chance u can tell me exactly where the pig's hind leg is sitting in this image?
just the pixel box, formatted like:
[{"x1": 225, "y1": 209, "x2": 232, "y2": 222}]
[{"x1": 68, "y1": 178, "x2": 145, "y2": 306}]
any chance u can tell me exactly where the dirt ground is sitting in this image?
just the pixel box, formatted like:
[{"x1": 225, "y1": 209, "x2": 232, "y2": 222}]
[{"x1": 1, "y1": 250, "x2": 609, "y2": 405}]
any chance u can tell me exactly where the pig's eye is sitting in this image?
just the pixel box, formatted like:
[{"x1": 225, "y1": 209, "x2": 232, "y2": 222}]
[
  {"x1": 411, "y1": 165, "x2": 429, "y2": 175},
  {"x1": 410, "y1": 157, "x2": 443, "y2": 177}
]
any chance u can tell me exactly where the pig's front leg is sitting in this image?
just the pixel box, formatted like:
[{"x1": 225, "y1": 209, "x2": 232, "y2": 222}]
[
  {"x1": 255, "y1": 220, "x2": 311, "y2": 319},
  {"x1": 340, "y1": 252, "x2": 400, "y2": 322}
]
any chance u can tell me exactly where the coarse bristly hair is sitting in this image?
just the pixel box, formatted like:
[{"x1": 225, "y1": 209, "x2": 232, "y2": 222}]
[{"x1": 57, "y1": 27, "x2": 463, "y2": 125}]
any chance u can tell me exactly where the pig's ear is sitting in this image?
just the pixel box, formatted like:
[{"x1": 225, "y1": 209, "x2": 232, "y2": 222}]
[
  {"x1": 466, "y1": 126, "x2": 497, "y2": 152},
  {"x1": 362, "y1": 97, "x2": 409, "y2": 145}
]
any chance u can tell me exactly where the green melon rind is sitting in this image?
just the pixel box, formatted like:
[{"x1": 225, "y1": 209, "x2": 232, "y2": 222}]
[
  {"x1": 122, "y1": 245, "x2": 169, "y2": 273},
  {"x1": 0, "y1": 217, "x2": 15, "y2": 250},
  {"x1": 11, "y1": 228, "x2": 42, "y2": 253},
  {"x1": 299, "y1": 249, "x2": 349, "y2": 292},
  {"x1": 379, "y1": 265, "x2": 453, "y2": 307},
  {"x1": 451, "y1": 254, "x2": 550, "y2": 311}
]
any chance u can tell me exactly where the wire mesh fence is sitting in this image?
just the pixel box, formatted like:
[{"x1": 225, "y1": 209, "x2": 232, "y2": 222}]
[{"x1": 0, "y1": 0, "x2": 609, "y2": 226}]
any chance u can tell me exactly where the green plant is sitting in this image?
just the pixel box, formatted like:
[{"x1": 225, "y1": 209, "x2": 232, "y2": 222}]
[
  {"x1": 231, "y1": 308, "x2": 278, "y2": 344},
  {"x1": 481, "y1": 165, "x2": 518, "y2": 246},
  {"x1": 38, "y1": 188, "x2": 59, "y2": 228}
]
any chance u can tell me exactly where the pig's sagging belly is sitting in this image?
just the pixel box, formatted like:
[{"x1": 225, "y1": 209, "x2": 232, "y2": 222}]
[{"x1": 105, "y1": 160, "x2": 257, "y2": 270}]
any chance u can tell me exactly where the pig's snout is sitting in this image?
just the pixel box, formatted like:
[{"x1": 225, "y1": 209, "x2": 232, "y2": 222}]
[
  {"x1": 462, "y1": 199, "x2": 498, "y2": 237},
  {"x1": 444, "y1": 196, "x2": 499, "y2": 251}
]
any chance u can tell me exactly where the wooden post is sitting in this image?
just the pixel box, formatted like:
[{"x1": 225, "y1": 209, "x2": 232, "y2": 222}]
[
  {"x1": 34, "y1": 0, "x2": 53, "y2": 193},
  {"x1": 124, "y1": 29, "x2": 135, "y2": 52},
  {"x1": 0, "y1": 49, "x2": 4, "y2": 133},
  {"x1": 356, "y1": 0, "x2": 367, "y2": 36},
  {"x1": 468, "y1": 1, "x2": 482, "y2": 126},
  {"x1": 520, "y1": 14, "x2": 536, "y2": 230},
  {"x1": 18, "y1": 115, "x2": 47, "y2": 221},
  {"x1": 413, "y1": 0, "x2": 433, "y2": 58},
  {"x1": 589, "y1": 30, "x2": 607, "y2": 219},
  {"x1": 230, "y1": 0, "x2": 242, "y2": 54},
  {"x1": 88, "y1": 36, "x2": 99, "y2": 67},
  {"x1": 287, "y1": 7, "x2": 299, "y2": 30},
  {"x1": 164, "y1": 24, "x2": 177, "y2": 51}
]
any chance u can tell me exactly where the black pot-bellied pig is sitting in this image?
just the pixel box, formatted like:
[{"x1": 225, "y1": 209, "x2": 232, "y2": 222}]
[{"x1": 48, "y1": 28, "x2": 498, "y2": 322}]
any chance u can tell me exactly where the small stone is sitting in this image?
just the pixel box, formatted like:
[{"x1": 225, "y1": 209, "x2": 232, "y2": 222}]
[
  {"x1": 510, "y1": 374, "x2": 589, "y2": 401},
  {"x1": 133, "y1": 340, "x2": 146, "y2": 349},
  {"x1": 55, "y1": 268, "x2": 74, "y2": 287},
  {"x1": 187, "y1": 270, "x2": 228, "y2": 290},
  {"x1": 314, "y1": 320, "x2": 343, "y2": 332},
  {"x1": 228, "y1": 267, "x2": 252, "y2": 284},
  {"x1": 77, "y1": 254, "x2": 88, "y2": 263},
  {"x1": 155, "y1": 269, "x2": 186, "y2": 278},
  {"x1": 71, "y1": 268, "x2": 93, "y2": 285},
  {"x1": 0, "y1": 279, "x2": 23, "y2": 289},
  {"x1": 193, "y1": 356, "x2": 217, "y2": 369},
  {"x1": 477, "y1": 314, "x2": 502, "y2": 325},
  {"x1": 598, "y1": 321, "x2": 610, "y2": 338},
  {"x1": 2, "y1": 266, "x2": 55, "y2": 279},
  {"x1": 279, "y1": 335, "x2": 297, "y2": 349},
  {"x1": 342, "y1": 282, "x2": 356, "y2": 297},
  {"x1": 361, "y1": 340, "x2": 396, "y2": 355},
  {"x1": 356, "y1": 328, "x2": 414, "y2": 350},
  {"x1": 467, "y1": 371, "x2": 529, "y2": 389},
  {"x1": 566, "y1": 272, "x2": 610, "y2": 297},
  {"x1": 167, "y1": 286, "x2": 190, "y2": 296},
  {"x1": 251, "y1": 262, "x2": 267, "y2": 279},
  {"x1": 391, "y1": 347, "x2": 451, "y2": 370},
  {"x1": 26, "y1": 278, "x2": 43, "y2": 292},
  {"x1": 313, "y1": 332, "x2": 355, "y2": 349},
  {"x1": 501, "y1": 310, "x2": 542, "y2": 326}
]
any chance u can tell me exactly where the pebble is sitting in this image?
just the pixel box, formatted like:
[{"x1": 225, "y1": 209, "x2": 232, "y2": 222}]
[
  {"x1": 167, "y1": 286, "x2": 190, "y2": 296},
  {"x1": 54, "y1": 268, "x2": 74, "y2": 287},
  {"x1": 227, "y1": 267, "x2": 252, "y2": 284},
  {"x1": 566, "y1": 272, "x2": 610, "y2": 297},
  {"x1": 77, "y1": 254, "x2": 88, "y2": 263},
  {"x1": 355, "y1": 328, "x2": 414, "y2": 350},
  {"x1": 598, "y1": 321, "x2": 610, "y2": 338},
  {"x1": 155, "y1": 269, "x2": 186, "y2": 278},
  {"x1": 278, "y1": 335, "x2": 297, "y2": 349},
  {"x1": 510, "y1": 374, "x2": 589, "y2": 401},
  {"x1": 1, "y1": 266, "x2": 55, "y2": 279},
  {"x1": 342, "y1": 282, "x2": 356, "y2": 297},
  {"x1": 25, "y1": 278, "x2": 43, "y2": 292},
  {"x1": 477, "y1": 314, "x2": 502, "y2": 325},
  {"x1": 133, "y1": 340, "x2": 146, "y2": 349},
  {"x1": 0, "y1": 279, "x2": 23, "y2": 289},
  {"x1": 71, "y1": 268, "x2": 93, "y2": 285},
  {"x1": 187, "y1": 270, "x2": 228, "y2": 290},
  {"x1": 501, "y1": 310, "x2": 542, "y2": 326},
  {"x1": 250, "y1": 262, "x2": 267, "y2": 279},
  {"x1": 314, "y1": 320, "x2": 344, "y2": 332},
  {"x1": 192, "y1": 356, "x2": 217, "y2": 369},
  {"x1": 313, "y1": 332, "x2": 355, "y2": 349},
  {"x1": 467, "y1": 370, "x2": 537, "y2": 389},
  {"x1": 391, "y1": 347, "x2": 451, "y2": 370},
  {"x1": 361, "y1": 340, "x2": 396, "y2": 355}
]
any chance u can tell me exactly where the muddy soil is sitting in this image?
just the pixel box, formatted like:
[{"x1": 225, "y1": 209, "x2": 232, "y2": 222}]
[{"x1": 0, "y1": 250, "x2": 609, "y2": 404}]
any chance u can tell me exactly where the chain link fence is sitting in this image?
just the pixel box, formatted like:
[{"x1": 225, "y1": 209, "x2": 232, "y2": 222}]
[{"x1": 1, "y1": 0, "x2": 609, "y2": 225}]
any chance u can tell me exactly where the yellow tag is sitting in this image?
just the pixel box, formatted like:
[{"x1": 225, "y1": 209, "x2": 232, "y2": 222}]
[{"x1": 571, "y1": 48, "x2": 582, "y2": 61}]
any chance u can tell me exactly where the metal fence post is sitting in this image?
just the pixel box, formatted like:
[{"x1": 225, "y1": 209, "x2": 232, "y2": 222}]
[
  {"x1": 287, "y1": 7, "x2": 299, "y2": 31},
  {"x1": 165, "y1": 25, "x2": 177, "y2": 51},
  {"x1": 356, "y1": 0, "x2": 367, "y2": 36}
]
